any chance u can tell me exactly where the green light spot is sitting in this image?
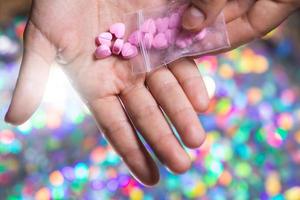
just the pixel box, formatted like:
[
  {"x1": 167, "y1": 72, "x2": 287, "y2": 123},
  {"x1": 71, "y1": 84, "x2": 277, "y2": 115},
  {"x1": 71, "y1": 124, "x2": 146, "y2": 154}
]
[
  {"x1": 73, "y1": 112, "x2": 85, "y2": 124},
  {"x1": 203, "y1": 172, "x2": 218, "y2": 187},
  {"x1": 0, "y1": 164, "x2": 6, "y2": 173},
  {"x1": 52, "y1": 187, "x2": 64, "y2": 200},
  {"x1": 216, "y1": 98, "x2": 232, "y2": 114},
  {"x1": 255, "y1": 128, "x2": 266, "y2": 143},
  {"x1": 32, "y1": 111, "x2": 46, "y2": 129},
  {"x1": 233, "y1": 122, "x2": 252, "y2": 144},
  {"x1": 276, "y1": 128, "x2": 288, "y2": 140},
  {"x1": 235, "y1": 162, "x2": 252, "y2": 178}
]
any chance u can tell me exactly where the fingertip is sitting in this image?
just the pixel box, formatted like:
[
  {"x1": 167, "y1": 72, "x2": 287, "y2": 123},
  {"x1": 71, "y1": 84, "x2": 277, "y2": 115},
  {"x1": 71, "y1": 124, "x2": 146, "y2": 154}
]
[
  {"x1": 194, "y1": 94, "x2": 210, "y2": 114},
  {"x1": 137, "y1": 169, "x2": 160, "y2": 187},
  {"x1": 168, "y1": 151, "x2": 192, "y2": 174},
  {"x1": 124, "y1": 148, "x2": 160, "y2": 187},
  {"x1": 182, "y1": 123, "x2": 206, "y2": 149},
  {"x1": 4, "y1": 107, "x2": 29, "y2": 126},
  {"x1": 169, "y1": 158, "x2": 192, "y2": 175},
  {"x1": 182, "y1": 6, "x2": 205, "y2": 32},
  {"x1": 136, "y1": 157, "x2": 160, "y2": 187}
]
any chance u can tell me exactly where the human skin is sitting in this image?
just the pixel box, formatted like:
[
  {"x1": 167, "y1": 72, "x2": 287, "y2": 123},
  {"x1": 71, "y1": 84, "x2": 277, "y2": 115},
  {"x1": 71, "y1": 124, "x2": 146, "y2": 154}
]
[
  {"x1": 5, "y1": 0, "x2": 210, "y2": 186},
  {"x1": 183, "y1": 0, "x2": 300, "y2": 49},
  {"x1": 5, "y1": 0, "x2": 300, "y2": 186}
]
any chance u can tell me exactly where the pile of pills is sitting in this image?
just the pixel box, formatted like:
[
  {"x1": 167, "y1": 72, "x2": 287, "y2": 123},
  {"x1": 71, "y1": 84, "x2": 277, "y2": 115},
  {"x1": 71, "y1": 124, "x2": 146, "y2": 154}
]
[
  {"x1": 127, "y1": 12, "x2": 207, "y2": 50},
  {"x1": 95, "y1": 23, "x2": 138, "y2": 60},
  {"x1": 94, "y1": 5, "x2": 207, "y2": 60}
]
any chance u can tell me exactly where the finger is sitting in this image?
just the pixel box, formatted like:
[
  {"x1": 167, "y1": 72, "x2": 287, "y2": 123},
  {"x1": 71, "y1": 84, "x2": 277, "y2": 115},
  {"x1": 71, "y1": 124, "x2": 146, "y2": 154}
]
[
  {"x1": 168, "y1": 58, "x2": 210, "y2": 114},
  {"x1": 147, "y1": 68, "x2": 206, "y2": 149},
  {"x1": 223, "y1": 0, "x2": 254, "y2": 23},
  {"x1": 120, "y1": 84, "x2": 191, "y2": 174},
  {"x1": 227, "y1": 1, "x2": 297, "y2": 49},
  {"x1": 5, "y1": 20, "x2": 56, "y2": 125},
  {"x1": 88, "y1": 95, "x2": 159, "y2": 186},
  {"x1": 182, "y1": 0, "x2": 227, "y2": 32}
]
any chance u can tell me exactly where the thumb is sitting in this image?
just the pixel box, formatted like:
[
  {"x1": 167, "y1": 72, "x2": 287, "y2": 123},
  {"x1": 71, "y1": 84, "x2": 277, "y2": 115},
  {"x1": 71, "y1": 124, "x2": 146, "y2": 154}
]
[
  {"x1": 182, "y1": 0, "x2": 227, "y2": 32},
  {"x1": 5, "y1": 20, "x2": 56, "y2": 125}
]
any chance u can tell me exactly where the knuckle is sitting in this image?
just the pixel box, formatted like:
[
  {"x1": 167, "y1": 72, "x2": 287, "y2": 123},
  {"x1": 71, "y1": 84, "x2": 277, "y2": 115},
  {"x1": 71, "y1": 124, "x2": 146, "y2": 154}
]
[
  {"x1": 151, "y1": 133, "x2": 175, "y2": 152},
  {"x1": 134, "y1": 104, "x2": 159, "y2": 119},
  {"x1": 172, "y1": 106, "x2": 194, "y2": 117},
  {"x1": 102, "y1": 119, "x2": 130, "y2": 136}
]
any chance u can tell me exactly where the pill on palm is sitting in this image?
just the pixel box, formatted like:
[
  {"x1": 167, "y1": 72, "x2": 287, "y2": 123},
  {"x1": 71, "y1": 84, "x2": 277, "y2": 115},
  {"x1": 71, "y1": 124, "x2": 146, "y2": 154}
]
[
  {"x1": 122, "y1": 43, "x2": 138, "y2": 59},
  {"x1": 128, "y1": 30, "x2": 142, "y2": 46},
  {"x1": 112, "y1": 39, "x2": 124, "y2": 55},
  {"x1": 141, "y1": 19, "x2": 157, "y2": 34},
  {"x1": 169, "y1": 13, "x2": 181, "y2": 29},
  {"x1": 143, "y1": 33, "x2": 153, "y2": 49},
  {"x1": 156, "y1": 17, "x2": 169, "y2": 33},
  {"x1": 96, "y1": 32, "x2": 113, "y2": 46},
  {"x1": 110, "y1": 23, "x2": 126, "y2": 38},
  {"x1": 153, "y1": 33, "x2": 168, "y2": 50},
  {"x1": 95, "y1": 44, "x2": 112, "y2": 59}
]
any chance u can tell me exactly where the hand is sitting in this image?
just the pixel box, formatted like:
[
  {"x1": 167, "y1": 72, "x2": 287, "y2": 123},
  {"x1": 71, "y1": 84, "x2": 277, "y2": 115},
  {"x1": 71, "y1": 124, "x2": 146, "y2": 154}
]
[
  {"x1": 182, "y1": 0, "x2": 300, "y2": 48},
  {"x1": 5, "y1": 0, "x2": 210, "y2": 185}
]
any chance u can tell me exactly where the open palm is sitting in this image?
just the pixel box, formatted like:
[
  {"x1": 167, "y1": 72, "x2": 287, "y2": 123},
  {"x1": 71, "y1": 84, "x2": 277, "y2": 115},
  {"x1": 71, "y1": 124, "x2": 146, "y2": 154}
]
[{"x1": 5, "y1": 0, "x2": 210, "y2": 185}]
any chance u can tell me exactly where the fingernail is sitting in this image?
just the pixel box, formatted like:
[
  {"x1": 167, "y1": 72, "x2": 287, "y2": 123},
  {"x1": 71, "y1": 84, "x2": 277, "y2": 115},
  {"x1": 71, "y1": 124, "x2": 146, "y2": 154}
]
[{"x1": 183, "y1": 6, "x2": 205, "y2": 30}]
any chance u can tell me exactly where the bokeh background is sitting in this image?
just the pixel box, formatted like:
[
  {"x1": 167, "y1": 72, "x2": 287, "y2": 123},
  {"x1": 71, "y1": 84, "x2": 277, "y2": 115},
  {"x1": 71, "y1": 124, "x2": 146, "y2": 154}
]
[{"x1": 0, "y1": 1, "x2": 300, "y2": 199}]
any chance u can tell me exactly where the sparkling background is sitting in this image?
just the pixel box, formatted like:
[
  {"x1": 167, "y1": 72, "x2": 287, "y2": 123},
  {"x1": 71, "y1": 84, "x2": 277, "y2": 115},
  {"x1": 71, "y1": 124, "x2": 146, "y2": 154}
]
[{"x1": 0, "y1": 14, "x2": 300, "y2": 200}]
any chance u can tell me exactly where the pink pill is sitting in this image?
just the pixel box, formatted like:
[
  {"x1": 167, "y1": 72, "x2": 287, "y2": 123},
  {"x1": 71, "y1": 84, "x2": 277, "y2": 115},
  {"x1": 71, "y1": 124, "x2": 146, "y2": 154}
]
[
  {"x1": 169, "y1": 13, "x2": 181, "y2": 29},
  {"x1": 95, "y1": 44, "x2": 112, "y2": 59},
  {"x1": 112, "y1": 39, "x2": 124, "y2": 55},
  {"x1": 153, "y1": 33, "x2": 168, "y2": 50},
  {"x1": 195, "y1": 28, "x2": 207, "y2": 41},
  {"x1": 128, "y1": 30, "x2": 142, "y2": 46},
  {"x1": 156, "y1": 17, "x2": 169, "y2": 33},
  {"x1": 176, "y1": 39, "x2": 188, "y2": 48},
  {"x1": 110, "y1": 23, "x2": 126, "y2": 39},
  {"x1": 141, "y1": 19, "x2": 157, "y2": 34},
  {"x1": 176, "y1": 32, "x2": 193, "y2": 48},
  {"x1": 185, "y1": 38, "x2": 193, "y2": 46},
  {"x1": 165, "y1": 29, "x2": 178, "y2": 44},
  {"x1": 122, "y1": 43, "x2": 138, "y2": 59},
  {"x1": 143, "y1": 33, "x2": 153, "y2": 49},
  {"x1": 96, "y1": 32, "x2": 113, "y2": 46}
]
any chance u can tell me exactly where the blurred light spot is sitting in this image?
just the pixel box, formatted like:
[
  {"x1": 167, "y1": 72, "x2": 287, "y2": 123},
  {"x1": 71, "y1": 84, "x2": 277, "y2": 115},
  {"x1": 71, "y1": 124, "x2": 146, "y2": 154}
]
[
  {"x1": 35, "y1": 187, "x2": 51, "y2": 200},
  {"x1": 49, "y1": 170, "x2": 64, "y2": 187},
  {"x1": 203, "y1": 75, "x2": 216, "y2": 99},
  {"x1": 265, "y1": 172, "x2": 281, "y2": 197}
]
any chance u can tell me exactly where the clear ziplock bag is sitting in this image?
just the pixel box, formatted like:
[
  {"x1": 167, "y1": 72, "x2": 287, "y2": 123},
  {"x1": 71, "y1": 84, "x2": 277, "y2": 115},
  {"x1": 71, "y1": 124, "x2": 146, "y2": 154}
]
[{"x1": 123, "y1": 0, "x2": 230, "y2": 73}]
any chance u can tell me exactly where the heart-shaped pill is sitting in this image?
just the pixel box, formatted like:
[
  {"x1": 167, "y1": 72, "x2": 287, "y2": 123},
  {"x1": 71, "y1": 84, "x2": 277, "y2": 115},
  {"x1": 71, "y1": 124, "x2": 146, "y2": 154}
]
[
  {"x1": 195, "y1": 28, "x2": 207, "y2": 41},
  {"x1": 110, "y1": 23, "x2": 126, "y2": 39},
  {"x1": 153, "y1": 33, "x2": 169, "y2": 50},
  {"x1": 122, "y1": 43, "x2": 138, "y2": 59},
  {"x1": 156, "y1": 17, "x2": 169, "y2": 33},
  {"x1": 141, "y1": 19, "x2": 157, "y2": 34},
  {"x1": 165, "y1": 29, "x2": 178, "y2": 44},
  {"x1": 128, "y1": 30, "x2": 142, "y2": 46},
  {"x1": 96, "y1": 32, "x2": 113, "y2": 46},
  {"x1": 95, "y1": 44, "x2": 112, "y2": 59},
  {"x1": 176, "y1": 39, "x2": 188, "y2": 48},
  {"x1": 169, "y1": 13, "x2": 181, "y2": 29},
  {"x1": 112, "y1": 39, "x2": 124, "y2": 55},
  {"x1": 143, "y1": 33, "x2": 154, "y2": 49}
]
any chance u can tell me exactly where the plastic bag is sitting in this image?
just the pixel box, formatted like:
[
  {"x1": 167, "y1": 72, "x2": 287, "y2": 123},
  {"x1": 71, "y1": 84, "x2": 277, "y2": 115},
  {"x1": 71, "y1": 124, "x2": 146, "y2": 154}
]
[{"x1": 123, "y1": 0, "x2": 230, "y2": 73}]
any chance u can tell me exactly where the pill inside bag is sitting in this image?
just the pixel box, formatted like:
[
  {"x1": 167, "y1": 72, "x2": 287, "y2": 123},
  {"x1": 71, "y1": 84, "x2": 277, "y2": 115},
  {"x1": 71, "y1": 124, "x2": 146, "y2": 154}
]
[{"x1": 124, "y1": 0, "x2": 231, "y2": 74}]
